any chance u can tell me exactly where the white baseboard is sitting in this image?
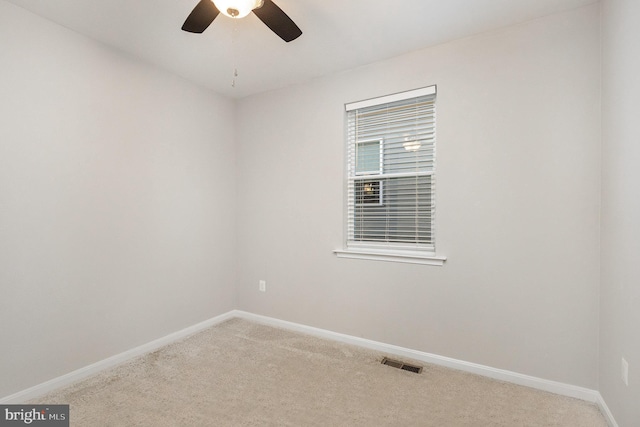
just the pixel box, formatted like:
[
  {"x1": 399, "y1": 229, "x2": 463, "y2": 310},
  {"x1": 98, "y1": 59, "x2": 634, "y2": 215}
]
[
  {"x1": 0, "y1": 309, "x2": 619, "y2": 427},
  {"x1": 233, "y1": 311, "x2": 601, "y2": 402},
  {"x1": 596, "y1": 393, "x2": 620, "y2": 427},
  {"x1": 0, "y1": 311, "x2": 236, "y2": 404}
]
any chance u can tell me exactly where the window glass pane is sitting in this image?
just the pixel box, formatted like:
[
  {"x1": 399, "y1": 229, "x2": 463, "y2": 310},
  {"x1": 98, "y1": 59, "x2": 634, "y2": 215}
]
[
  {"x1": 353, "y1": 176, "x2": 432, "y2": 244},
  {"x1": 355, "y1": 179, "x2": 382, "y2": 205},
  {"x1": 356, "y1": 140, "x2": 381, "y2": 174}
]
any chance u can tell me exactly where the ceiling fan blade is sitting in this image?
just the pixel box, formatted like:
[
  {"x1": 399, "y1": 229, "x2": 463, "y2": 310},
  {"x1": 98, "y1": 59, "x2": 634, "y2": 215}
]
[
  {"x1": 252, "y1": 0, "x2": 302, "y2": 42},
  {"x1": 182, "y1": 0, "x2": 220, "y2": 33}
]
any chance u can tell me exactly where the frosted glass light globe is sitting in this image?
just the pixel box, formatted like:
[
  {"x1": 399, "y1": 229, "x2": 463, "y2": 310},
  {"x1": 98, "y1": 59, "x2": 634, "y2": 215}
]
[{"x1": 213, "y1": 0, "x2": 262, "y2": 19}]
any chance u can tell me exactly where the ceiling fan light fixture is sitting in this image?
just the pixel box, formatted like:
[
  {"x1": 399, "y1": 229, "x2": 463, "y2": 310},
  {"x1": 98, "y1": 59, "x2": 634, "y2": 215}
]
[{"x1": 213, "y1": 0, "x2": 263, "y2": 19}]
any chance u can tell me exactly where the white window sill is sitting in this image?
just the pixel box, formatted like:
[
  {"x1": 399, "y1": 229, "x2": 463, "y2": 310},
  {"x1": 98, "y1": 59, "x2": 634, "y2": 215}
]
[{"x1": 333, "y1": 249, "x2": 446, "y2": 266}]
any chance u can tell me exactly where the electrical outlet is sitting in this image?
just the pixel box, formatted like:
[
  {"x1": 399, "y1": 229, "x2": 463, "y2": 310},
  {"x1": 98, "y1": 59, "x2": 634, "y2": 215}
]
[
  {"x1": 622, "y1": 357, "x2": 629, "y2": 386},
  {"x1": 259, "y1": 280, "x2": 266, "y2": 292}
]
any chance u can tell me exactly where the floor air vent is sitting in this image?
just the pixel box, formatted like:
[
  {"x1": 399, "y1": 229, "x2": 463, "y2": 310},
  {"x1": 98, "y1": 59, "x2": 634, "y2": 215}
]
[{"x1": 381, "y1": 357, "x2": 423, "y2": 374}]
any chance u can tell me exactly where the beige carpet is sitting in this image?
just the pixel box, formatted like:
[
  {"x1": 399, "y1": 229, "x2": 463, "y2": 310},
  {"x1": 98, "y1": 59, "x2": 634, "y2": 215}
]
[{"x1": 31, "y1": 318, "x2": 607, "y2": 426}]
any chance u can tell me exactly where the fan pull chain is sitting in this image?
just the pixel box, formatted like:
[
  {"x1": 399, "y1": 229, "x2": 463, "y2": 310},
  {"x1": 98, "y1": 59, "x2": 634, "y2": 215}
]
[{"x1": 231, "y1": 20, "x2": 239, "y2": 88}]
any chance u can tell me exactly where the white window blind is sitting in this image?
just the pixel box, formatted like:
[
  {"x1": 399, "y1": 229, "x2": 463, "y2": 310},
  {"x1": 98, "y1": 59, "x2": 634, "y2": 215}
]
[{"x1": 345, "y1": 86, "x2": 436, "y2": 253}]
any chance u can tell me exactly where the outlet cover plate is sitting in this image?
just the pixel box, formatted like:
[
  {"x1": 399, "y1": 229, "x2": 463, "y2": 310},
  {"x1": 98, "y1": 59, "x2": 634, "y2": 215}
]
[{"x1": 622, "y1": 357, "x2": 629, "y2": 386}]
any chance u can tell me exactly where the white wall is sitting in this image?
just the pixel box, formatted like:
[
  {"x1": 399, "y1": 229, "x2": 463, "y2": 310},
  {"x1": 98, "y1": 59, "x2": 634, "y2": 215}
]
[
  {"x1": 600, "y1": 0, "x2": 640, "y2": 424},
  {"x1": 0, "y1": 1, "x2": 237, "y2": 398},
  {"x1": 236, "y1": 5, "x2": 601, "y2": 388}
]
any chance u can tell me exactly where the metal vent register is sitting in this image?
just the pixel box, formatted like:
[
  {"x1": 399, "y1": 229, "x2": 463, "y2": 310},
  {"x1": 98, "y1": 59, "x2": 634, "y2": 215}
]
[{"x1": 381, "y1": 357, "x2": 423, "y2": 374}]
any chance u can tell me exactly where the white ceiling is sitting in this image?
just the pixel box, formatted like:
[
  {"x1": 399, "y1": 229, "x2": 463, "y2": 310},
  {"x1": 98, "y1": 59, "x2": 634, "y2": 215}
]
[{"x1": 6, "y1": 0, "x2": 596, "y2": 98}]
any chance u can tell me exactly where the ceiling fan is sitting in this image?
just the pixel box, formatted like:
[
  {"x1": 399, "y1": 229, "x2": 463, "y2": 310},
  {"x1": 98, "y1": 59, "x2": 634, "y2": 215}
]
[{"x1": 182, "y1": 0, "x2": 302, "y2": 42}]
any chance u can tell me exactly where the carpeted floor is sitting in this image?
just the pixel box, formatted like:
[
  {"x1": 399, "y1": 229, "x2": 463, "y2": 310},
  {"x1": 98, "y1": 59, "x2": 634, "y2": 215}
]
[{"x1": 31, "y1": 318, "x2": 608, "y2": 426}]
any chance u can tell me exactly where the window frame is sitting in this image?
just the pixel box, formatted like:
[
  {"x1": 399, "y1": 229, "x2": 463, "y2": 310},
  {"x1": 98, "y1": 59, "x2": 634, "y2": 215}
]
[{"x1": 335, "y1": 85, "x2": 446, "y2": 266}]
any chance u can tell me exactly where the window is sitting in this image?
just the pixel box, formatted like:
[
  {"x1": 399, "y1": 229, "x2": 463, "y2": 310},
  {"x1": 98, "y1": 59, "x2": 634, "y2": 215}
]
[
  {"x1": 355, "y1": 139, "x2": 383, "y2": 205},
  {"x1": 335, "y1": 86, "x2": 445, "y2": 265}
]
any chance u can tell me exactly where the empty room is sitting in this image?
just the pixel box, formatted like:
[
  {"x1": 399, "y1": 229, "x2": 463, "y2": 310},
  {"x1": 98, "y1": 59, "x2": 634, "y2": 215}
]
[{"x1": 0, "y1": 0, "x2": 638, "y2": 425}]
